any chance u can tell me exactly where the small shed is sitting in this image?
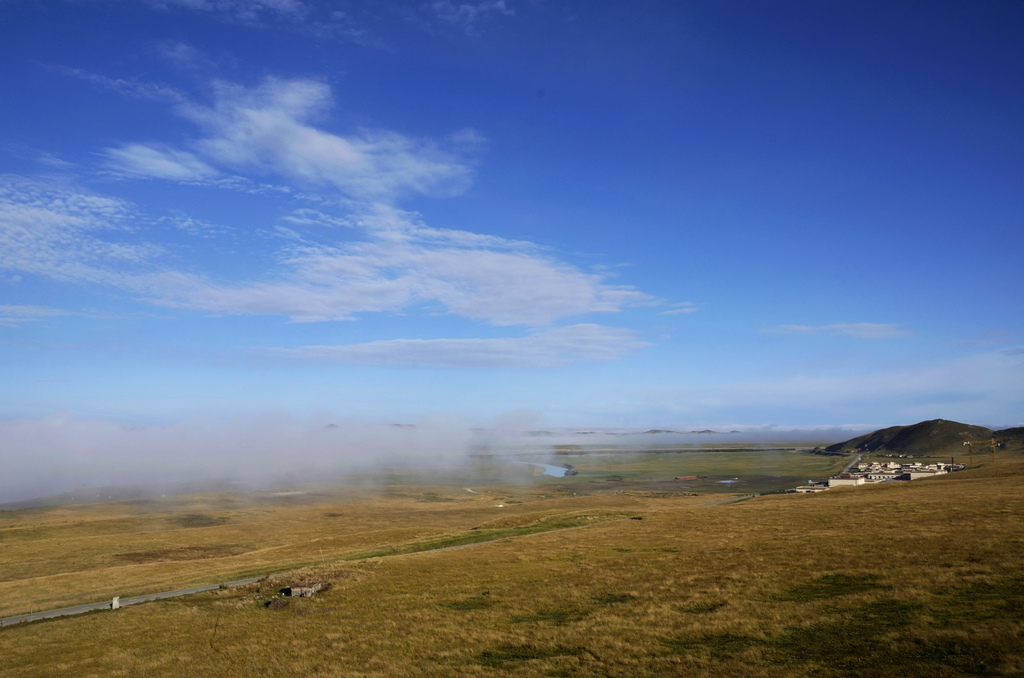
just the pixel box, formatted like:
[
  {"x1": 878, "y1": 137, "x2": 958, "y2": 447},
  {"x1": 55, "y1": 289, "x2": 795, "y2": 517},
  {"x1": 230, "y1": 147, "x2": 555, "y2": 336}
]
[{"x1": 284, "y1": 582, "x2": 323, "y2": 598}]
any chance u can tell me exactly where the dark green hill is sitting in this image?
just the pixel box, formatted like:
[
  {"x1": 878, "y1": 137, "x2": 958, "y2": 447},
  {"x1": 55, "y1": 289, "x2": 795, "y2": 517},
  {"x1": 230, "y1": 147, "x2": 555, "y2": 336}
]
[
  {"x1": 996, "y1": 427, "x2": 1024, "y2": 452},
  {"x1": 824, "y1": 419, "x2": 993, "y2": 456}
]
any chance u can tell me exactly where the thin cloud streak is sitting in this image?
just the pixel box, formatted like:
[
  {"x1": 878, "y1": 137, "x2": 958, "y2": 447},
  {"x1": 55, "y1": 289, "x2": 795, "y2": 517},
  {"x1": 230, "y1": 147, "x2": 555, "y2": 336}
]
[
  {"x1": 271, "y1": 324, "x2": 649, "y2": 367},
  {"x1": 660, "y1": 302, "x2": 697, "y2": 316},
  {"x1": 103, "y1": 144, "x2": 218, "y2": 181},
  {"x1": 762, "y1": 323, "x2": 910, "y2": 339},
  {"x1": 141, "y1": 0, "x2": 308, "y2": 26},
  {"x1": 0, "y1": 305, "x2": 72, "y2": 327},
  {"x1": 427, "y1": 1, "x2": 514, "y2": 35}
]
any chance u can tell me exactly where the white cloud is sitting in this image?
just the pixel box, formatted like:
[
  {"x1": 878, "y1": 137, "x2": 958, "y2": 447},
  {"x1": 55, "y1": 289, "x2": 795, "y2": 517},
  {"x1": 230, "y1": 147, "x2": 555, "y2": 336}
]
[
  {"x1": 271, "y1": 324, "x2": 647, "y2": 367},
  {"x1": 0, "y1": 178, "x2": 650, "y2": 326},
  {"x1": 102, "y1": 77, "x2": 481, "y2": 200},
  {"x1": 763, "y1": 323, "x2": 910, "y2": 339},
  {"x1": 104, "y1": 144, "x2": 218, "y2": 181},
  {"x1": 148, "y1": 237, "x2": 648, "y2": 325}
]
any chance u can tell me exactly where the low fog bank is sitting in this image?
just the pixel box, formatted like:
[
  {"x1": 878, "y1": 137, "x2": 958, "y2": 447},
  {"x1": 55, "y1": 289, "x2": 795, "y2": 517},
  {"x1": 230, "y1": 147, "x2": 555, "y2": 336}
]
[
  {"x1": 0, "y1": 412, "x2": 476, "y2": 504},
  {"x1": 477, "y1": 425, "x2": 873, "y2": 449},
  {"x1": 0, "y1": 412, "x2": 871, "y2": 505}
]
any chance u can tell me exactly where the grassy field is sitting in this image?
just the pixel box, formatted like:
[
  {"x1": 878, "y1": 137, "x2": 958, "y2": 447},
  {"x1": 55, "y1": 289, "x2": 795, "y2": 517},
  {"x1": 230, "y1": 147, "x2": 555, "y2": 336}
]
[{"x1": 1, "y1": 447, "x2": 1022, "y2": 676}]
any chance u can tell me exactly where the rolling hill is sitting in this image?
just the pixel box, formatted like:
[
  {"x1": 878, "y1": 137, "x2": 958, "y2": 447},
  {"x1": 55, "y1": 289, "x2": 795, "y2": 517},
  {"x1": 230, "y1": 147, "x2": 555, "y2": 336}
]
[{"x1": 823, "y1": 419, "x2": 994, "y2": 456}]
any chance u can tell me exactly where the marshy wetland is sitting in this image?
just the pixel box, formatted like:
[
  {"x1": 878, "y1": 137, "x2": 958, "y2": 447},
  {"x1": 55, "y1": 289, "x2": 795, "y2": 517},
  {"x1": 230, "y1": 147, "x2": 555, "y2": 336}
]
[{"x1": 1, "y1": 445, "x2": 1022, "y2": 676}]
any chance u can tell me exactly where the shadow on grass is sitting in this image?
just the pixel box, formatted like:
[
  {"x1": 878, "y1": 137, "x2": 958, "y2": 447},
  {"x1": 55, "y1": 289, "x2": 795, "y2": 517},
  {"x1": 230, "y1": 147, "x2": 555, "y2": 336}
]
[
  {"x1": 440, "y1": 596, "x2": 494, "y2": 611},
  {"x1": 511, "y1": 607, "x2": 589, "y2": 625},
  {"x1": 477, "y1": 644, "x2": 585, "y2": 668},
  {"x1": 932, "y1": 576, "x2": 1024, "y2": 625},
  {"x1": 772, "y1": 573, "x2": 876, "y2": 602},
  {"x1": 662, "y1": 600, "x2": 995, "y2": 676},
  {"x1": 677, "y1": 600, "x2": 726, "y2": 614},
  {"x1": 767, "y1": 600, "x2": 920, "y2": 669},
  {"x1": 664, "y1": 633, "x2": 758, "y2": 658},
  {"x1": 592, "y1": 593, "x2": 635, "y2": 605}
]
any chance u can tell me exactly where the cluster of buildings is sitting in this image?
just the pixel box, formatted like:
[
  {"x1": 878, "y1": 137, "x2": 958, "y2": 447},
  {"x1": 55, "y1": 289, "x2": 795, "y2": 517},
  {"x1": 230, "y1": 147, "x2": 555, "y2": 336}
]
[{"x1": 793, "y1": 460, "x2": 965, "y2": 493}]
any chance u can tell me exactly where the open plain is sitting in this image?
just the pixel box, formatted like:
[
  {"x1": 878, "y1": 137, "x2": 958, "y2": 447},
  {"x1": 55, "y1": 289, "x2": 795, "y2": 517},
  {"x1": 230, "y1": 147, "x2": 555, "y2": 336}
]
[{"x1": 1, "y1": 447, "x2": 1022, "y2": 677}]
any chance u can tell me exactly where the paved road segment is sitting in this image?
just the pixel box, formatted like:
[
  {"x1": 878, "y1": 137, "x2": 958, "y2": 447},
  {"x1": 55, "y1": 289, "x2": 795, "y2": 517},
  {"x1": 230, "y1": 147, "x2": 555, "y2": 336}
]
[{"x1": 0, "y1": 577, "x2": 264, "y2": 628}]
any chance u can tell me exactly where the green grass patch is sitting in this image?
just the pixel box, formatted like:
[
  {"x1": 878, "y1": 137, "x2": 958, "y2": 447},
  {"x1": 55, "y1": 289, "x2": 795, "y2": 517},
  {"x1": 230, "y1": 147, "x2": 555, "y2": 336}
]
[{"x1": 343, "y1": 514, "x2": 618, "y2": 561}]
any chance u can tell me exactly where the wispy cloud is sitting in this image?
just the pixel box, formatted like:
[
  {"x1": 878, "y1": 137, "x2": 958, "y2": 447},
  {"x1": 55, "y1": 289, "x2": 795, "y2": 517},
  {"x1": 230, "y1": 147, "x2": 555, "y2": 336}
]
[
  {"x1": 660, "y1": 301, "x2": 697, "y2": 316},
  {"x1": 104, "y1": 77, "x2": 482, "y2": 201},
  {"x1": 762, "y1": 323, "x2": 910, "y2": 339},
  {"x1": 270, "y1": 323, "x2": 648, "y2": 367},
  {"x1": 57, "y1": 67, "x2": 187, "y2": 104},
  {"x1": 283, "y1": 204, "x2": 538, "y2": 250},
  {"x1": 0, "y1": 178, "x2": 650, "y2": 326},
  {"x1": 139, "y1": 3, "x2": 387, "y2": 47},
  {"x1": 150, "y1": 232, "x2": 649, "y2": 325},
  {"x1": 103, "y1": 144, "x2": 218, "y2": 181},
  {"x1": 141, "y1": 0, "x2": 308, "y2": 26},
  {"x1": 0, "y1": 176, "x2": 161, "y2": 285},
  {"x1": 426, "y1": 1, "x2": 514, "y2": 35}
]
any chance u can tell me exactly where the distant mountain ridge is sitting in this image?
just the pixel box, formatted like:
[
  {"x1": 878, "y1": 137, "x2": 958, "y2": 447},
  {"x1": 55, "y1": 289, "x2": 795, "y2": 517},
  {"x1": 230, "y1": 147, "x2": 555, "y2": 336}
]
[{"x1": 823, "y1": 419, "x2": 1022, "y2": 456}]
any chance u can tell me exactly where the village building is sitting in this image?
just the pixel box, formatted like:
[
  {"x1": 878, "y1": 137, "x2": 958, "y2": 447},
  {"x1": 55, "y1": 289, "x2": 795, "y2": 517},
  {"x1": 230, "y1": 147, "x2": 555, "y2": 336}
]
[
  {"x1": 794, "y1": 485, "x2": 829, "y2": 493},
  {"x1": 822, "y1": 460, "x2": 961, "y2": 490},
  {"x1": 828, "y1": 475, "x2": 866, "y2": 487}
]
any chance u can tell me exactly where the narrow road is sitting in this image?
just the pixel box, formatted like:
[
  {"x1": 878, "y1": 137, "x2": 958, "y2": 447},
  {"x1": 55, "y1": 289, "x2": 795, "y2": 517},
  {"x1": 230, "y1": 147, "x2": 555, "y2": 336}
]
[
  {"x1": 1, "y1": 517, "x2": 642, "y2": 629},
  {"x1": 840, "y1": 455, "x2": 863, "y2": 475},
  {"x1": 700, "y1": 494, "x2": 757, "y2": 507},
  {"x1": 0, "y1": 577, "x2": 264, "y2": 628}
]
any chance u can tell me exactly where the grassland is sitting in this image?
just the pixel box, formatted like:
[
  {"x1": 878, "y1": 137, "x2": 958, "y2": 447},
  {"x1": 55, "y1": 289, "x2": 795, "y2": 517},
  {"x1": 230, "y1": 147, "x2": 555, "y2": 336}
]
[{"x1": 1, "y1": 447, "x2": 1022, "y2": 676}]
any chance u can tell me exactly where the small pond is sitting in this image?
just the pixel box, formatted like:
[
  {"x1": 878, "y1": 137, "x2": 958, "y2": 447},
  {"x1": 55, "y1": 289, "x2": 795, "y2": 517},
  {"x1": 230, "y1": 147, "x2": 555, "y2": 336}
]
[{"x1": 514, "y1": 462, "x2": 567, "y2": 478}]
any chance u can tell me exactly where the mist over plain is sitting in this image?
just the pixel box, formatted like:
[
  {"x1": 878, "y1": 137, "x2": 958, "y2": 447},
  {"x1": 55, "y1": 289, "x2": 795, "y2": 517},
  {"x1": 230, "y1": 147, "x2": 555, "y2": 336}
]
[{"x1": 0, "y1": 411, "x2": 875, "y2": 504}]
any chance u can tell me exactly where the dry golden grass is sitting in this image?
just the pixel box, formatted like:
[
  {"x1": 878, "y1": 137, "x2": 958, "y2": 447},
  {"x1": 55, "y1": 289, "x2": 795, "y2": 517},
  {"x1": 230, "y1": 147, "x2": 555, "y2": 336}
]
[{"x1": 1, "y1": 453, "x2": 1022, "y2": 676}]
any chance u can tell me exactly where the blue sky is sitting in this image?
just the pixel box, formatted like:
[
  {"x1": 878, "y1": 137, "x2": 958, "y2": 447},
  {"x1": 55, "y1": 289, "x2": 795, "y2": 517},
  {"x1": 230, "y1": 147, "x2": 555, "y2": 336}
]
[{"x1": 1, "y1": 0, "x2": 1023, "y2": 432}]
